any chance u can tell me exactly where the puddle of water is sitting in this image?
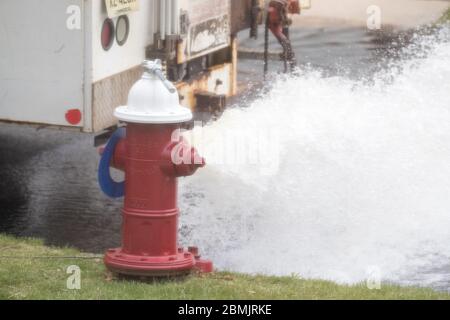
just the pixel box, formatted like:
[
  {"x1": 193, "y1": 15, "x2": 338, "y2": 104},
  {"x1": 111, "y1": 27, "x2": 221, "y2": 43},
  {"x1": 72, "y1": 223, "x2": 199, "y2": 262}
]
[
  {"x1": 0, "y1": 127, "x2": 122, "y2": 252},
  {"x1": 237, "y1": 24, "x2": 419, "y2": 85}
]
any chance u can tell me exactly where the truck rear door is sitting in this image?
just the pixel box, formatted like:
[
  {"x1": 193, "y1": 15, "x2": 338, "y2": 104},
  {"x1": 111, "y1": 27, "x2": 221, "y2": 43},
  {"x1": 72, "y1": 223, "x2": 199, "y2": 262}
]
[{"x1": 0, "y1": 0, "x2": 85, "y2": 128}]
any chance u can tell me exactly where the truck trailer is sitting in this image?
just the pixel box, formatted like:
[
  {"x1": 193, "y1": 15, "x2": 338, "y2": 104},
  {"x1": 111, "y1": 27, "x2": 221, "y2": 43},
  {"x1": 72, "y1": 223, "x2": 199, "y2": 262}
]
[{"x1": 0, "y1": 0, "x2": 259, "y2": 133}]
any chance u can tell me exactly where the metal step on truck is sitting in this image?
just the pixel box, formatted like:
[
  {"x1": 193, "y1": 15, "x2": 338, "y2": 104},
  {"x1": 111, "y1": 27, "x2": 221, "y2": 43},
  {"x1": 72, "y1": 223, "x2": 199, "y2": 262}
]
[{"x1": 0, "y1": 0, "x2": 262, "y2": 133}]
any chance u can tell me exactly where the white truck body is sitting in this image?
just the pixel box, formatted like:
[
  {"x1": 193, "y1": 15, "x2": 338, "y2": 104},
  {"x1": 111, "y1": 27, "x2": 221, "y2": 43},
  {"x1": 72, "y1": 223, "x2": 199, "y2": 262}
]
[{"x1": 0, "y1": 0, "x2": 253, "y2": 133}]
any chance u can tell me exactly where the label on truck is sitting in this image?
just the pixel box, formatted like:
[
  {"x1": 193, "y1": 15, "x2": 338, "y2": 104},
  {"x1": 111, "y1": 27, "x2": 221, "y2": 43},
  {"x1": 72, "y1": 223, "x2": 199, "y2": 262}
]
[
  {"x1": 189, "y1": 14, "x2": 230, "y2": 56},
  {"x1": 300, "y1": 0, "x2": 312, "y2": 9},
  {"x1": 178, "y1": 0, "x2": 231, "y2": 63},
  {"x1": 105, "y1": 0, "x2": 140, "y2": 18}
]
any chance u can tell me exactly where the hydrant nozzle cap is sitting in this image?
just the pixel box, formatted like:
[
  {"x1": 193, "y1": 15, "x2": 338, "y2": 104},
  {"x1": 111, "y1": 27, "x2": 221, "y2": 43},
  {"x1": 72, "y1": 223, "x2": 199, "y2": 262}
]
[{"x1": 114, "y1": 60, "x2": 193, "y2": 124}]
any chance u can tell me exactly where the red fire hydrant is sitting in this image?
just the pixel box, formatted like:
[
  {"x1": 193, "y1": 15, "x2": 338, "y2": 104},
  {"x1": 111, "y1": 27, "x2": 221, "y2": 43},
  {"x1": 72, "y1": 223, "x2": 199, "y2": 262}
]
[{"x1": 98, "y1": 60, "x2": 213, "y2": 277}]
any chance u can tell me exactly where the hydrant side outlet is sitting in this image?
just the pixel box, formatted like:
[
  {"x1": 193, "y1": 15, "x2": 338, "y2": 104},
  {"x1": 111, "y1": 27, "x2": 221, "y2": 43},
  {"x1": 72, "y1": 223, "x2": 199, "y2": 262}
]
[{"x1": 99, "y1": 60, "x2": 213, "y2": 277}]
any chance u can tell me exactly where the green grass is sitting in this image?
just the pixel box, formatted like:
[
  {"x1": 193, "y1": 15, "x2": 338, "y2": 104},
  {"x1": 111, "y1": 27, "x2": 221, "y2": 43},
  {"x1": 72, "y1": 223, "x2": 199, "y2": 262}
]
[
  {"x1": 438, "y1": 7, "x2": 450, "y2": 24},
  {"x1": 0, "y1": 234, "x2": 449, "y2": 300}
]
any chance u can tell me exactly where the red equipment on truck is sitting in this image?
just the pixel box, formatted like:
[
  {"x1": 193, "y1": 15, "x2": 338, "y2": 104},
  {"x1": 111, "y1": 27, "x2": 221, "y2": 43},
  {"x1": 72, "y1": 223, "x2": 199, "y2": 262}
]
[{"x1": 265, "y1": 0, "x2": 301, "y2": 75}]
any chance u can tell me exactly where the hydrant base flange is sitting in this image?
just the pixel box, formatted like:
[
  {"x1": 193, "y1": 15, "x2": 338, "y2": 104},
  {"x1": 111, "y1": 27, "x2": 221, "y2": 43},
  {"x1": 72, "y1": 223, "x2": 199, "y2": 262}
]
[{"x1": 104, "y1": 249, "x2": 198, "y2": 277}]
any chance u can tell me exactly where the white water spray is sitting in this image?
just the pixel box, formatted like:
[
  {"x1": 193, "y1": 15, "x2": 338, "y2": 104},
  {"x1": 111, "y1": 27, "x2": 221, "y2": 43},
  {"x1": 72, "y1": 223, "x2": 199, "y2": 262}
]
[{"x1": 180, "y1": 27, "x2": 450, "y2": 289}]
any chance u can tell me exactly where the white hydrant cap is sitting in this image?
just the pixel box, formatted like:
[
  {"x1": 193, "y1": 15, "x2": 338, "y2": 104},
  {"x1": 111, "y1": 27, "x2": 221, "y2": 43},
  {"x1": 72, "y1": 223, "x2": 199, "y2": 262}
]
[{"x1": 114, "y1": 60, "x2": 193, "y2": 124}]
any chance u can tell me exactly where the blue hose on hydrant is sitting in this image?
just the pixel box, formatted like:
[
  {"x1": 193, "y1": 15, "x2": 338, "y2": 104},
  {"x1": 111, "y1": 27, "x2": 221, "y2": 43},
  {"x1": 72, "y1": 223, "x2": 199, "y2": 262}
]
[{"x1": 98, "y1": 127, "x2": 126, "y2": 199}]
